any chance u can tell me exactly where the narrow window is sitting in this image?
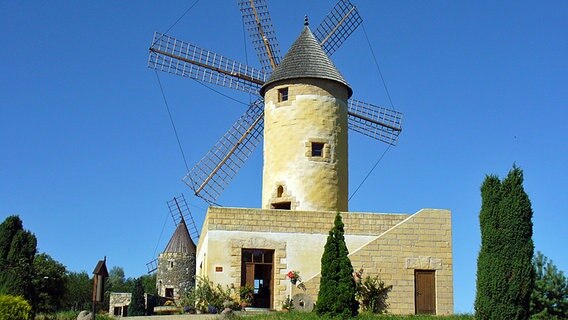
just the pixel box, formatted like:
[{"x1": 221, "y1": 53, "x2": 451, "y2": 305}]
[
  {"x1": 169, "y1": 261, "x2": 174, "y2": 268},
  {"x1": 277, "y1": 185, "x2": 284, "y2": 197},
  {"x1": 311, "y1": 142, "x2": 325, "y2": 157},
  {"x1": 278, "y1": 87, "x2": 289, "y2": 102}
]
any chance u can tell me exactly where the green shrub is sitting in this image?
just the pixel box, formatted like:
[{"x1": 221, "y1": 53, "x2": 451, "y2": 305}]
[
  {"x1": 355, "y1": 269, "x2": 392, "y2": 314},
  {"x1": 188, "y1": 276, "x2": 240, "y2": 313},
  {"x1": 55, "y1": 310, "x2": 79, "y2": 320},
  {"x1": 0, "y1": 295, "x2": 31, "y2": 320}
]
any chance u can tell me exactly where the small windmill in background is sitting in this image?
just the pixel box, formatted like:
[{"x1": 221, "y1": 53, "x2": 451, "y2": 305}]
[
  {"x1": 147, "y1": 0, "x2": 403, "y2": 205},
  {"x1": 146, "y1": 194, "x2": 200, "y2": 273}
]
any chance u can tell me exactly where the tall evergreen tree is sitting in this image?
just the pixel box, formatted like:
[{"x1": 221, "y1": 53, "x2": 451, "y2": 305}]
[
  {"x1": 0, "y1": 216, "x2": 37, "y2": 304},
  {"x1": 475, "y1": 166, "x2": 535, "y2": 320},
  {"x1": 316, "y1": 212, "x2": 359, "y2": 319},
  {"x1": 128, "y1": 277, "x2": 146, "y2": 316}
]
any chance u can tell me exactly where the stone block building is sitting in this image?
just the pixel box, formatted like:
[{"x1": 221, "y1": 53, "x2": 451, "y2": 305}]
[{"x1": 196, "y1": 207, "x2": 453, "y2": 314}]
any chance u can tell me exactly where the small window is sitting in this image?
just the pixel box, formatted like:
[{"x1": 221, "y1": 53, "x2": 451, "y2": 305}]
[
  {"x1": 271, "y1": 202, "x2": 291, "y2": 210},
  {"x1": 169, "y1": 261, "x2": 174, "y2": 268},
  {"x1": 311, "y1": 142, "x2": 325, "y2": 157},
  {"x1": 278, "y1": 87, "x2": 289, "y2": 102},
  {"x1": 277, "y1": 185, "x2": 284, "y2": 197},
  {"x1": 165, "y1": 288, "x2": 174, "y2": 298}
]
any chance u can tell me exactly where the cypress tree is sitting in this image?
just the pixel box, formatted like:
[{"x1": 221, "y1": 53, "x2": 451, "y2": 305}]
[
  {"x1": 475, "y1": 166, "x2": 535, "y2": 320},
  {"x1": 316, "y1": 212, "x2": 359, "y2": 318},
  {"x1": 128, "y1": 277, "x2": 146, "y2": 316}
]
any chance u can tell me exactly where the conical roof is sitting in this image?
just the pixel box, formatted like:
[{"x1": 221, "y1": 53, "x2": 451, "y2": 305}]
[
  {"x1": 163, "y1": 218, "x2": 196, "y2": 254},
  {"x1": 260, "y1": 23, "x2": 352, "y2": 97}
]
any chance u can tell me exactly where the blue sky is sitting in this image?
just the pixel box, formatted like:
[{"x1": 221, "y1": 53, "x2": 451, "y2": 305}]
[{"x1": 1, "y1": 0, "x2": 566, "y2": 314}]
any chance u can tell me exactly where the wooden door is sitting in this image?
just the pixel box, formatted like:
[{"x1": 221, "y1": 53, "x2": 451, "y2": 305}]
[{"x1": 415, "y1": 270, "x2": 436, "y2": 314}]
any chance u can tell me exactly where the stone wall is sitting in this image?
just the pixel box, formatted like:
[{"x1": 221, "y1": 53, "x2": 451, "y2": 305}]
[
  {"x1": 293, "y1": 208, "x2": 453, "y2": 315},
  {"x1": 204, "y1": 207, "x2": 409, "y2": 235}
]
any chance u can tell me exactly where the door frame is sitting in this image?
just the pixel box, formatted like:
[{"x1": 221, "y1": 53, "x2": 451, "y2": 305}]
[{"x1": 241, "y1": 249, "x2": 274, "y2": 309}]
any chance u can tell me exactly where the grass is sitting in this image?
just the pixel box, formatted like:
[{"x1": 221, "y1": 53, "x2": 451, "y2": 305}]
[{"x1": 242, "y1": 311, "x2": 474, "y2": 319}]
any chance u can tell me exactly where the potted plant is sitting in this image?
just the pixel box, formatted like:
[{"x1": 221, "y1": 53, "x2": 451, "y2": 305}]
[{"x1": 239, "y1": 285, "x2": 254, "y2": 309}]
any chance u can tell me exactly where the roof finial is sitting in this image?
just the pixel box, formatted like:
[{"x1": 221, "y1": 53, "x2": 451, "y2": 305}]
[{"x1": 304, "y1": 15, "x2": 309, "y2": 26}]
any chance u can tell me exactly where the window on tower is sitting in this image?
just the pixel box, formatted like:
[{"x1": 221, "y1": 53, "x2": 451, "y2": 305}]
[
  {"x1": 278, "y1": 87, "x2": 289, "y2": 102},
  {"x1": 311, "y1": 142, "x2": 325, "y2": 157},
  {"x1": 271, "y1": 202, "x2": 291, "y2": 210}
]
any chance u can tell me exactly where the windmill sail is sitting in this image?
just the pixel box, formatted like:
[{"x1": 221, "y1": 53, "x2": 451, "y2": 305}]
[
  {"x1": 146, "y1": 258, "x2": 158, "y2": 274},
  {"x1": 314, "y1": 0, "x2": 362, "y2": 56},
  {"x1": 167, "y1": 194, "x2": 200, "y2": 242},
  {"x1": 347, "y1": 98, "x2": 403, "y2": 145},
  {"x1": 184, "y1": 99, "x2": 264, "y2": 203},
  {"x1": 149, "y1": 32, "x2": 266, "y2": 94},
  {"x1": 238, "y1": 0, "x2": 282, "y2": 74}
]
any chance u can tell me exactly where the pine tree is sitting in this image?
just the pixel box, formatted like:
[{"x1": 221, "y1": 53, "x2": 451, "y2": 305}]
[
  {"x1": 316, "y1": 212, "x2": 359, "y2": 318},
  {"x1": 128, "y1": 277, "x2": 146, "y2": 316},
  {"x1": 475, "y1": 166, "x2": 535, "y2": 320},
  {"x1": 530, "y1": 251, "x2": 568, "y2": 319}
]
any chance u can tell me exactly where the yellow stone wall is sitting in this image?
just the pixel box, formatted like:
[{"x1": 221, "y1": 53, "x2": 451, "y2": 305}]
[
  {"x1": 262, "y1": 78, "x2": 349, "y2": 211},
  {"x1": 196, "y1": 207, "x2": 454, "y2": 315}
]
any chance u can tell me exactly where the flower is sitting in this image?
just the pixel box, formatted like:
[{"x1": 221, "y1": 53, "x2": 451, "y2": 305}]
[{"x1": 287, "y1": 270, "x2": 301, "y2": 281}]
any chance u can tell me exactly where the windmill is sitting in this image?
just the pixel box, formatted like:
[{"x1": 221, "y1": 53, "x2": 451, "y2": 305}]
[
  {"x1": 148, "y1": 0, "x2": 403, "y2": 207},
  {"x1": 146, "y1": 194, "x2": 199, "y2": 274}
]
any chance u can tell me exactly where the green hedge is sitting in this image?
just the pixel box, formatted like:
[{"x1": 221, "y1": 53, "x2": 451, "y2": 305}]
[{"x1": 0, "y1": 295, "x2": 31, "y2": 320}]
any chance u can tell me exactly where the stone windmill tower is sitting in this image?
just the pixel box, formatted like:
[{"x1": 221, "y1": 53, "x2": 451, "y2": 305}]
[
  {"x1": 260, "y1": 19, "x2": 352, "y2": 212},
  {"x1": 156, "y1": 216, "x2": 196, "y2": 300},
  {"x1": 145, "y1": 195, "x2": 199, "y2": 300},
  {"x1": 148, "y1": 0, "x2": 403, "y2": 207}
]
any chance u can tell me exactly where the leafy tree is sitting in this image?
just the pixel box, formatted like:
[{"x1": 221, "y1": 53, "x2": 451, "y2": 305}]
[
  {"x1": 63, "y1": 271, "x2": 92, "y2": 311},
  {"x1": 140, "y1": 273, "x2": 157, "y2": 295},
  {"x1": 103, "y1": 266, "x2": 133, "y2": 311},
  {"x1": 530, "y1": 251, "x2": 568, "y2": 319},
  {"x1": 475, "y1": 166, "x2": 535, "y2": 320},
  {"x1": 316, "y1": 212, "x2": 359, "y2": 318},
  {"x1": 32, "y1": 253, "x2": 67, "y2": 313},
  {"x1": 128, "y1": 277, "x2": 146, "y2": 316},
  {"x1": 0, "y1": 215, "x2": 37, "y2": 304}
]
